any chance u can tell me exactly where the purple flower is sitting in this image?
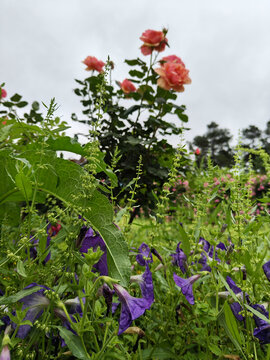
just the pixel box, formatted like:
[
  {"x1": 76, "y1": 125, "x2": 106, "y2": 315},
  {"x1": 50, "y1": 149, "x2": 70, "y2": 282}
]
[
  {"x1": 136, "y1": 243, "x2": 153, "y2": 267},
  {"x1": 130, "y1": 264, "x2": 154, "y2": 309},
  {"x1": 171, "y1": 243, "x2": 187, "y2": 274},
  {"x1": 198, "y1": 238, "x2": 226, "y2": 272},
  {"x1": 113, "y1": 284, "x2": 151, "y2": 335},
  {"x1": 173, "y1": 274, "x2": 200, "y2": 305},
  {"x1": 263, "y1": 260, "x2": 270, "y2": 282},
  {"x1": 17, "y1": 283, "x2": 50, "y2": 339},
  {"x1": 80, "y1": 228, "x2": 108, "y2": 276},
  {"x1": 252, "y1": 304, "x2": 270, "y2": 344},
  {"x1": 0, "y1": 345, "x2": 10, "y2": 360},
  {"x1": 226, "y1": 276, "x2": 245, "y2": 322}
]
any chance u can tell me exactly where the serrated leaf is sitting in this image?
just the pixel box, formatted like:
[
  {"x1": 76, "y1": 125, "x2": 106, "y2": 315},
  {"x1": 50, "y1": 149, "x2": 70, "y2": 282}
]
[{"x1": 57, "y1": 326, "x2": 90, "y2": 360}]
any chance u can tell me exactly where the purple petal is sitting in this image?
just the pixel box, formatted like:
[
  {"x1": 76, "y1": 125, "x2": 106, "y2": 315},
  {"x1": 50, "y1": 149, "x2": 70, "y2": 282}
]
[
  {"x1": 17, "y1": 283, "x2": 50, "y2": 339},
  {"x1": 254, "y1": 324, "x2": 270, "y2": 344},
  {"x1": 136, "y1": 243, "x2": 153, "y2": 266},
  {"x1": 230, "y1": 302, "x2": 244, "y2": 322},
  {"x1": 199, "y1": 237, "x2": 210, "y2": 252},
  {"x1": 131, "y1": 264, "x2": 154, "y2": 309},
  {"x1": 252, "y1": 304, "x2": 269, "y2": 328},
  {"x1": 170, "y1": 243, "x2": 187, "y2": 274},
  {"x1": 173, "y1": 274, "x2": 200, "y2": 305},
  {"x1": 80, "y1": 228, "x2": 108, "y2": 276},
  {"x1": 0, "y1": 345, "x2": 10, "y2": 360},
  {"x1": 263, "y1": 260, "x2": 270, "y2": 282},
  {"x1": 113, "y1": 284, "x2": 149, "y2": 335},
  {"x1": 226, "y1": 276, "x2": 242, "y2": 295}
]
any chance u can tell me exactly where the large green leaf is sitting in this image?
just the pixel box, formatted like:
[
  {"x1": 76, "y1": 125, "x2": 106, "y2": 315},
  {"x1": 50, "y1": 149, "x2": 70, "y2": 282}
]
[
  {"x1": 57, "y1": 327, "x2": 90, "y2": 359},
  {"x1": 0, "y1": 149, "x2": 130, "y2": 286},
  {"x1": 0, "y1": 286, "x2": 42, "y2": 305}
]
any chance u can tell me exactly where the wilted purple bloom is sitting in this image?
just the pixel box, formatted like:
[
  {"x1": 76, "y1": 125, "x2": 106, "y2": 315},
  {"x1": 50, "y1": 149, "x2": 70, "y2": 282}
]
[
  {"x1": 80, "y1": 228, "x2": 108, "y2": 276},
  {"x1": 173, "y1": 274, "x2": 200, "y2": 305},
  {"x1": 136, "y1": 243, "x2": 153, "y2": 267},
  {"x1": 99, "y1": 284, "x2": 114, "y2": 316},
  {"x1": 171, "y1": 243, "x2": 187, "y2": 274},
  {"x1": 0, "y1": 345, "x2": 10, "y2": 360},
  {"x1": 252, "y1": 304, "x2": 270, "y2": 344},
  {"x1": 151, "y1": 247, "x2": 163, "y2": 264},
  {"x1": 130, "y1": 264, "x2": 154, "y2": 309},
  {"x1": 17, "y1": 283, "x2": 50, "y2": 339},
  {"x1": 113, "y1": 284, "x2": 151, "y2": 335},
  {"x1": 263, "y1": 260, "x2": 270, "y2": 282}
]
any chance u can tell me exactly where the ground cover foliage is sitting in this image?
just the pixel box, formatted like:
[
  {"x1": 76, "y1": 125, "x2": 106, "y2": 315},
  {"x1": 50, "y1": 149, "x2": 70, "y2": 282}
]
[{"x1": 1, "y1": 29, "x2": 270, "y2": 360}]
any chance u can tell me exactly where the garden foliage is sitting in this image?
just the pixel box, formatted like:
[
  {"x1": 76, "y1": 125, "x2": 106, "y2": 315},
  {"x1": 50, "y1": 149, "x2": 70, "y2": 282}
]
[{"x1": 1, "y1": 29, "x2": 270, "y2": 360}]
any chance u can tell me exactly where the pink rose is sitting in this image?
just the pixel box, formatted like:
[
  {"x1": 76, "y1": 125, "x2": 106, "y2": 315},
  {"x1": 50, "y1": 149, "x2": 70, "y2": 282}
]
[
  {"x1": 0, "y1": 88, "x2": 7, "y2": 99},
  {"x1": 82, "y1": 56, "x2": 105, "y2": 73},
  {"x1": 140, "y1": 29, "x2": 168, "y2": 56},
  {"x1": 120, "y1": 79, "x2": 137, "y2": 94},
  {"x1": 160, "y1": 55, "x2": 185, "y2": 67},
  {"x1": 155, "y1": 62, "x2": 191, "y2": 92},
  {"x1": 194, "y1": 148, "x2": 201, "y2": 155}
]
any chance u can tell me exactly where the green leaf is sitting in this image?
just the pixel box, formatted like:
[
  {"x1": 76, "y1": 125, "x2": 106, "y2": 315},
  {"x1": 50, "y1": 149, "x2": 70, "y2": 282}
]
[
  {"x1": 0, "y1": 286, "x2": 42, "y2": 305},
  {"x1": 218, "y1": 304, "x2": 247, "y2": 360},
  {"x1": 0, "y1": 124, "x2": 13, "y2": 141},
  {"x1": 0, "y1": 150, "x2": 130, "y2": 285},
  {"x1": 57, "y1": 326, "x2": 90, "y2": 360},
  {"x1": 178, "y1": 224, "x2": 190, "y2": 257},
  {"x1": 223, "y1": 301, "x2": 242, "y2": 345},
  {"x1": 15, "y1": 172, "x2": 32, "y2": 201},
  {"x1": 129, "y1": 69, "x2": 145, "y2": 78},
  {"x1": 245, "y1": 304, "x2": 270, "y2": 324},
  {"x1": 174, "y1": 109, "x2": 188, "y2": 122},
  {"x1": 17, "y1": 259, "x2": 27, "y2": 277},
  {"x1": 125, "y1": 58, "x2": 145, "y2": 66},
  {"x1": 10, "y1": 93, "x2": 22, "y2": 102},
  {"x1": 208, "y1": 343, "x2": 222, "y2": 356},
  {"x1": 17, "y1": 101, "x2": 28, "y2": 108}
]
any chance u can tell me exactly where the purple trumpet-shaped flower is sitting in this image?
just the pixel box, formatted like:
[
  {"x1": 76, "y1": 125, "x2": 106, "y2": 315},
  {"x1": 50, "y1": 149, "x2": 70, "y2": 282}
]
[
  {"x1": 252, "y1": 304, "x2": 270, "y2": 344},
  {"x1": 113, "y1": 284, "x2": 151, "y2": 335},
  {"x1": 17, "y1": 283, "x2": 50, "y2": 339},
  {"x1": 171, "y1": 243, "x2": 187, "y2": 274},
  {"x1": 136, "y1": 243, "x2": 153, "y2": 267},
  {"x1": 80, "y1": 228, "x2": 108, "y2": 276},
  {"x1": 198, "y1": 238, "x2": 226, "y2": 272},
  {"x1": 263, "y1": 260, "x2": 270, "y2": 282},
  {"x1": 0, "y1": 345, "x2": 10, "y2": 360},
  {"x1": 130, "y1": 264, "x2": 154, "y2": 309},
  {"x1": 173, "y1": 274, "x2": 200, "y2": 305},
  {"x1": 226, "y1": 276, "x2": 245, "y2": 322}
]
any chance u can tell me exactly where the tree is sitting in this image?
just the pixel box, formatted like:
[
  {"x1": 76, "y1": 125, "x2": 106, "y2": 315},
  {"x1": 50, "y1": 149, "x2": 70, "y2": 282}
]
[{"x1": 191, "y1": 122, "x2": 234, "y2": 168}]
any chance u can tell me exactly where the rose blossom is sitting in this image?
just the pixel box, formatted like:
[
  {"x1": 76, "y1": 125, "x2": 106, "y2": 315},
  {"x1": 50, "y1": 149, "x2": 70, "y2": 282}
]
[
  {"x1": 155, "y1": 61, "x2": 191, "y2": 92},
  {"x1": 194, "y1": 148, "x2": 201, "y2": 155},
  {"x1": 160, "y1": 55, "x2": 185, "y2": 67},
  {"x1": 120, "y1": 79, "x2": 137, "y2": 94},
  {"x1": 0, "y1": 89, "x2": 7, "y2": 99},
  {"x1": 140, "y1": 29, "x2": 168, "y2": 56},
  {"x1": 82, "y1": 56, "x2": 105, "y2": 73}
]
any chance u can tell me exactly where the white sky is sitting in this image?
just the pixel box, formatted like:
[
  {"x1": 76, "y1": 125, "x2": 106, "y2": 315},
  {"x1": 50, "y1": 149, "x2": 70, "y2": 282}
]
[{"x1": 1, "y1": 0, "x2": 270, "y2": 145}]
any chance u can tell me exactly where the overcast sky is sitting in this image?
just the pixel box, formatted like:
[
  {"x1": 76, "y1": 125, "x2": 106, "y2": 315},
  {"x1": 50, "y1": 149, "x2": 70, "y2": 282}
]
[{"x1": 1, "y1": 0, "x2": 270, "y2": 145}]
